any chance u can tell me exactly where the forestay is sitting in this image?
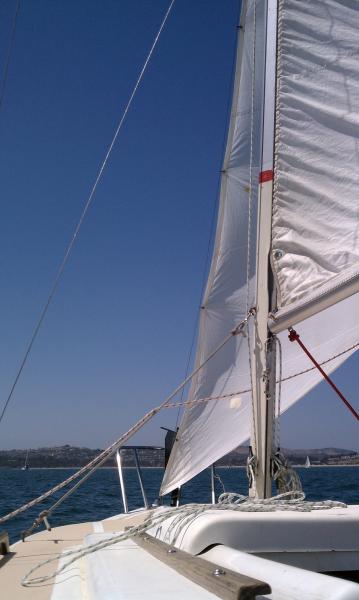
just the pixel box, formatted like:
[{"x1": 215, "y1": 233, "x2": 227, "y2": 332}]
[{"x1": 161, "y1": 0, "x2": 265, "y2": 496}]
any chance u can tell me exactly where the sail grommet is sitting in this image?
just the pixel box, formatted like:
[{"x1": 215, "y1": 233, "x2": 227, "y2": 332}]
[{"x1": 273, "y1": 249, "x2": 283, "y2": 260}]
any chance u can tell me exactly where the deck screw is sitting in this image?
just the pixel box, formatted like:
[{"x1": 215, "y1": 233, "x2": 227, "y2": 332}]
[{"x1": 213, "y1": 568, "x2": 226, "y2": 576}]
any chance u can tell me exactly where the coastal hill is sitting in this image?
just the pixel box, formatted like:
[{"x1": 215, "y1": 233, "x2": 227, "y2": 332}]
[{"x1": 0, "y1": 445, "x2": 358, "y2": 468}]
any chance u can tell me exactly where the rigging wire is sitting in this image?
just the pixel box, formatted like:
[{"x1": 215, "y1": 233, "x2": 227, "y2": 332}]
[
  {"x1": 280, "y1": 339, "x2": 359, "y2": 383},
  {"x1": 0, "y1": 325, "x2": 356, "y2": 530},
  {"x1": 0, "y1": 0, "x2": 176, "y2": 427},
  {"x1": 0, "y1": 0, "x2": 20, "y2": 113},
  {"x1": 175, "y1": 324, "x2": 197, "y2": 428},
  {"x1": 246, "y1": 0, "x2": 258, "y2": 455},
  {"x1": 0, "y1": 311, "x2": 254, "y2": 528},
  {"x1": 289, "y1": 328, "x2": 359, "y2": 422}
]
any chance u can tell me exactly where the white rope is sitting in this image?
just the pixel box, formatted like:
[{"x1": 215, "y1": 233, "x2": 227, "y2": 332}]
[
  {"x1": 0, "y1": 0, "x2": 176, "y2": 428},
  {"x1": 35, "y1": 314, "x2": 252, "y2": 525},
  {"x1": 246, "y1": 452, "x2": 257, "y2": 488},
  {"x1": 213, "y1": 471, "x2": 226, "y2": 495},
  {"x1": 21, "y1": 492, "x2": 346, "y2": 587},
  {"x1": 2, "y1": 333, "x2": 356, "y2": 528},
  {"x1": 0, "y1": 312, "x2": 253, "y2": 527},
  {"x1": 271, "y1": 452, "x2": 302, "y2": 495},
  {"x1": 1, "y1": 319, "x2": 355, "y2": 529},
  {"x1": 0, "y1": 406, "x2": 161, "y2": 526}
]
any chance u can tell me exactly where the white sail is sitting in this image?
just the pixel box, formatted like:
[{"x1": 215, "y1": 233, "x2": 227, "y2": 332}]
[
  {"x1": 161, "y1": 0, "x2": 266, "y2": 496},
  {"x1": 266, "y1": 0, "x2": 359, "y2": 472},
  {"x1": 270, "y1": 0, "x2": 359, "y2": 332},
  {"x1": 21, "y1": 449, "x2": 30, "y2": 471},
  {"x1": 269, "y1": 1, "x2": 359, "y2": 445},
  {"x1": 161, "y1": 0, "x2": 359, "y2": 496}
]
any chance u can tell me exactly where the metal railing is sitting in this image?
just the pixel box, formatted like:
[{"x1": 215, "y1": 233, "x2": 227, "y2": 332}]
[
  {"x1": 116, "y1": 446, "x2": 162, "y2": 513},
  {"x1": 115, "y1": 446, "x2": 219, "y2": 512}
]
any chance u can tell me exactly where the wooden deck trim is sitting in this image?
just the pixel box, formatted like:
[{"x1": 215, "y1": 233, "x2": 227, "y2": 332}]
[{"x1": 133, "y1": 534, "x2": 271, "y2": 600}]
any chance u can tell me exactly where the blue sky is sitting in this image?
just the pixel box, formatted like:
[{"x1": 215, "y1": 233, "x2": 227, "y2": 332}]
[{"x1": 0, "y1": 0, "x2": 357, "y2": 453}]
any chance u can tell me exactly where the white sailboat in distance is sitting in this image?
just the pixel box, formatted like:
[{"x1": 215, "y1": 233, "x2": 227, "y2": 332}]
[
  {"x1": 21, "y1": 449, "x2": 30, "y2": 471},
  {"x1": 0, "y1": 1, "x2": 359, "y2": 599},
  {"x1": 305, "y1": 456, "x2": 311, "y2": 469}
]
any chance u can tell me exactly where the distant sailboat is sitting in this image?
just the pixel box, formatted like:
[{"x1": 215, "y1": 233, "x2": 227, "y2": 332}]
[
  {"x1": 21, "y1": 449, "x2": 30, "y2": 471},
  {"x1": 305, "y1": 456, "x2": 311, "y2": 469}
]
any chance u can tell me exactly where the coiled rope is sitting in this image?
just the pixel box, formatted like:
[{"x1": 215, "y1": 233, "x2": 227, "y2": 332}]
[
  {"x1": 21, "y1": 491, "x2": 346, "y2": 587},
  {"x1": 271, "y1": 451, "x2": 302, "y2": 495}
]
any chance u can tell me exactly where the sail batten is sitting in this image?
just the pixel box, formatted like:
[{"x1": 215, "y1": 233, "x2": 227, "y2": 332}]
[{"x1": 270, "y1": 267, "x2": 359, "y2": 333}]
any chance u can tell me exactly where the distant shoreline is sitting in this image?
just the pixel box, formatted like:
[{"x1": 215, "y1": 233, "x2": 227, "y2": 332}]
[{"x1": 1, "y1": 445, "x2": 358, "y2": 469}]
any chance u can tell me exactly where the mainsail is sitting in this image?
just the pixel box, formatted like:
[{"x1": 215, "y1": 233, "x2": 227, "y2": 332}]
[
  {"x1": 270, "y1": 0, "x2": 359, "y2": 332},
  {"x1": 161, "y1": 0, "x2": 359, "y2": 496}
]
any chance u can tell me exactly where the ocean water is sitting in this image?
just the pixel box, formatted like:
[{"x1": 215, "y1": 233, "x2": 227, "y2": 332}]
[{"x1": 0, "y1": 466, "x2": 358, "y2": 544}]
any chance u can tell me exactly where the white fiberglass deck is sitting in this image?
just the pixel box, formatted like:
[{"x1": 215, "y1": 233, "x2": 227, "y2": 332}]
[
  {"x1": 1, "y1": 505, "x2": 359, "y2": 600},
  {"x1": 84, "y1": 533, "x2": 220, "y2": 600},
  {"x1": 150, "y1": 504, "x2": 359, "y2": 571}
]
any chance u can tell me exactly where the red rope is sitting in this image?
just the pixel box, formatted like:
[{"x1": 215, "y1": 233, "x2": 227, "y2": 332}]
[{"x1": 288, "y1": 328, "x2": 359, "y2": 422}]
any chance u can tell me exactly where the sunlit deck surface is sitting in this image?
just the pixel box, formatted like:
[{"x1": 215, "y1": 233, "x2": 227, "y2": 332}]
[
  {"x1": 0, "y1": 511, "x2": 149, "y2": 600},
  {"x1": 2, "y1": 505, "x2": 359, "y2": 600}
]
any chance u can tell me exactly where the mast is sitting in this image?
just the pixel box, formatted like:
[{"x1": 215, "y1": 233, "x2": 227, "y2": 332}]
[
  {"x1": 161, "y1": 0, "x2": 282, "y2": 498},
  {"x1": 249, "y1": 0, "x2": 278, "y2": 500}
]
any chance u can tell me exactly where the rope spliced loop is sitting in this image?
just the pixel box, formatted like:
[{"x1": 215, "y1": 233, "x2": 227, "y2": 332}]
[{"x1": 288, "y1": 327, "x2": 359, "y2": 422}]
